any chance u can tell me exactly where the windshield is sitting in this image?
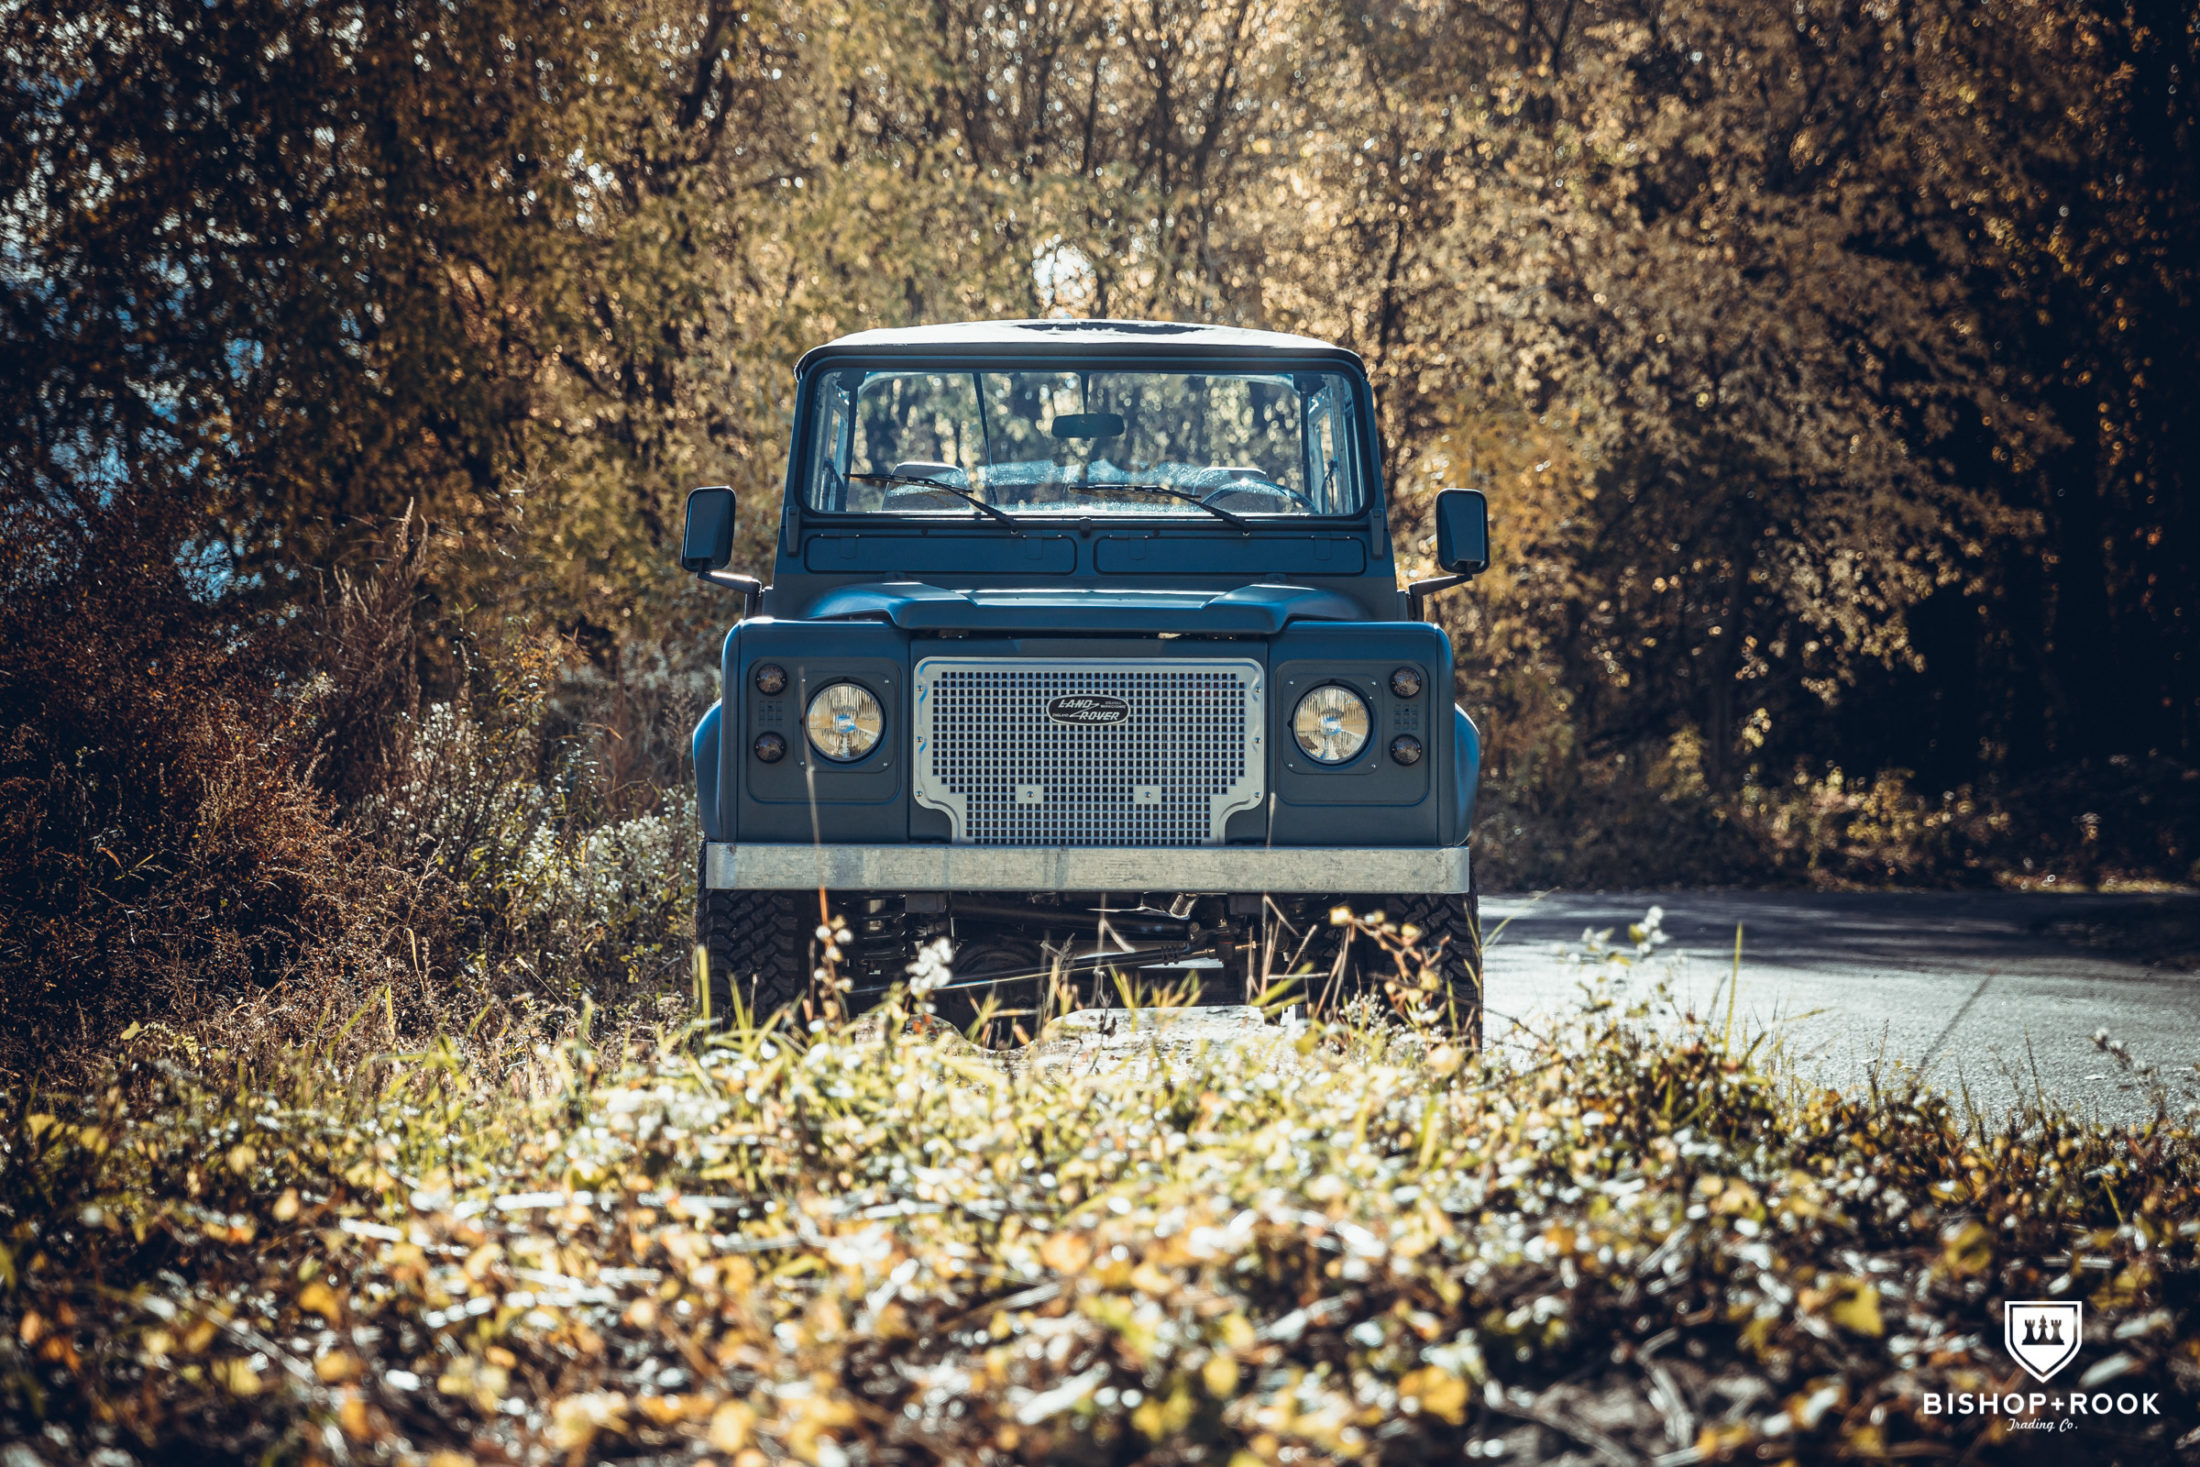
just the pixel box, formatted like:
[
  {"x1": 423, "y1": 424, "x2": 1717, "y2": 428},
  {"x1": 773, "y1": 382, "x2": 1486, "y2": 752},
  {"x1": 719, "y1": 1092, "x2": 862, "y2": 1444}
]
[{"x1": 800, "y1": 366, "x2": 1369, "y2": 518}]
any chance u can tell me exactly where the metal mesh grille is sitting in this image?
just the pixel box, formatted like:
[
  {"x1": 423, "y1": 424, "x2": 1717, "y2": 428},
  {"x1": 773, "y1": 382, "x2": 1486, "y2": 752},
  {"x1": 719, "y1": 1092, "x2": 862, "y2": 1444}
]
[{"x1": 915, "y1": 659, "x2": 1264, "y2": 847}]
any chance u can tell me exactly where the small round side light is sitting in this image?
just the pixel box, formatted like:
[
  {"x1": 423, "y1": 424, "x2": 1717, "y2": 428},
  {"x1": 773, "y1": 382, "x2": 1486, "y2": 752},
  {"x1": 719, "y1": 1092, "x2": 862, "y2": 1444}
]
[
  {"x1": 753, "y1": 731, "x2": 788, "y2": 763},
  {"x1": 754, "y1": 663, "x2": 789, "y2": 695},
  {"x1": 1389, "y1": 734, "x2": 1424, "y2": 766},
  {"x1": 1390, "y1": 667, "x2": 1423, "y2": 699}
]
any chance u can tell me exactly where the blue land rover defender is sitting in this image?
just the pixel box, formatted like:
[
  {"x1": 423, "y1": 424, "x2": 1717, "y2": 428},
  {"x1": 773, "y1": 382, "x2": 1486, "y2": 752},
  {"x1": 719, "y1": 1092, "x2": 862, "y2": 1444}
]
[{"x1": 679, "y1": 320, "x2": 1490, "y2": 1034}]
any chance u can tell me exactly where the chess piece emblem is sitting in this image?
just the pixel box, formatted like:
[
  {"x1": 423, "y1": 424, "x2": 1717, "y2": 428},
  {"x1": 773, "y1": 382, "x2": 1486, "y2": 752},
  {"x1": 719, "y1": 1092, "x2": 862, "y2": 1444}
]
[{"x1": 2004, "y1": 1301, "x2": 2083, "y2": 1383}]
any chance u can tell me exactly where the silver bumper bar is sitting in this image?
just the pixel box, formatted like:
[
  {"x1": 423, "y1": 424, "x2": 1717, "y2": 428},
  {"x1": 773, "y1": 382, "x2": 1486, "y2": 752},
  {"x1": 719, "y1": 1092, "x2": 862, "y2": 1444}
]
[{"x1": 703, "y1": 843, "x2": 1471, "y2": 895}]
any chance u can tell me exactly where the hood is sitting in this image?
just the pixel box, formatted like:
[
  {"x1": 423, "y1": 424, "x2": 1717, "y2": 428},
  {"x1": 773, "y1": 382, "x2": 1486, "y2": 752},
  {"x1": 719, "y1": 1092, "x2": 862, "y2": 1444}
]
[{"x1": 792, "y1": 582, "x2": 1369, "y2": 634}]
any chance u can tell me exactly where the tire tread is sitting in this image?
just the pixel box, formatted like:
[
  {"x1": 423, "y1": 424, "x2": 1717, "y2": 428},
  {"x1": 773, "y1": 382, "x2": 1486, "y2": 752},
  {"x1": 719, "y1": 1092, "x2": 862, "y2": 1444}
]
[
  {"x1": 1339, "y1": 890, "x2": 1483, "y2": 1046},
  {"x1": 695, "y1": 880, "x2": 811, "y2": 1022}
]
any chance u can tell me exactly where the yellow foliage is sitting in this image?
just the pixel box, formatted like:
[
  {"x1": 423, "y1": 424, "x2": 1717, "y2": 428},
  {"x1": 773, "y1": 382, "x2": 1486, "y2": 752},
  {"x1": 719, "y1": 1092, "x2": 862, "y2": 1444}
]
[
  {"x1": 1397, "y1": 1365, "x2": 1469, "y2": 1425},
  {"x1": 708, "y1": 1400, "x2": 757, "y2": 1452},
  {"x1": 1827, "y1": 1281, "x2": 1884, "y2": 1339}
]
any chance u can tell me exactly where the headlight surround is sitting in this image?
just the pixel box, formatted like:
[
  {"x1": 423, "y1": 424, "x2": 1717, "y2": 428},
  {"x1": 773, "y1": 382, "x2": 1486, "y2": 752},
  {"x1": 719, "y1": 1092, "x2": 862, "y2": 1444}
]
[
  {"x1": 1291, "y1": 685, "x2": 1372, "y2": 764},
  {"x1": 804, "y1": 681, "x2": 884, "y2": 762}
]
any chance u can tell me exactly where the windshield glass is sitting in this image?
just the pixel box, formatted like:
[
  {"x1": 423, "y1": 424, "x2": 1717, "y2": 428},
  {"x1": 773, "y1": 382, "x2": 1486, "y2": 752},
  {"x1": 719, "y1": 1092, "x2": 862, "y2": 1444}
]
[{"x1": 800, "y1": 367, "x2": 1368, "y2": 518}]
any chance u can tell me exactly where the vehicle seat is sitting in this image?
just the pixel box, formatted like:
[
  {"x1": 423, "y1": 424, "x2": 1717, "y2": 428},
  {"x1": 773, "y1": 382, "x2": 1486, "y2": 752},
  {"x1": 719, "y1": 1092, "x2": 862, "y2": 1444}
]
[
  {"x1": 1205, "y1": 480, "x2": 1305, "y2": 513},
  {"x1": 883, "y1": 486, "x2": 971, "y2": 510},
  {"x1": 885, "y1": 460, "x2": 973, "y2": 510}
]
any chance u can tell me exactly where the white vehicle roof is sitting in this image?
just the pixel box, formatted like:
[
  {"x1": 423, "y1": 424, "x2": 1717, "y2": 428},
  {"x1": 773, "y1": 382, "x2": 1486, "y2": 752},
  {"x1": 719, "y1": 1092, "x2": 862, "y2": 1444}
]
[{"x1": 802, "y1": 318, "x2": 1360, "y2": 367}]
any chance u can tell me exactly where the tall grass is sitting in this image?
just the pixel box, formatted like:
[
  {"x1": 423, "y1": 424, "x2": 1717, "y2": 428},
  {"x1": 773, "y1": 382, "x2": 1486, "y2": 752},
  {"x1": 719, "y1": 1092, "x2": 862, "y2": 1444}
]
[{"x1": 3, "y1": 940, "x2": 2192, "y2": 1465}]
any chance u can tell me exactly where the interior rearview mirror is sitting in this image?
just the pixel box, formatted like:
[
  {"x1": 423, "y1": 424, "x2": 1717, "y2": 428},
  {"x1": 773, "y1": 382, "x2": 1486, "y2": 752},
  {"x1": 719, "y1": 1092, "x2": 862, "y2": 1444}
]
[
  {"x1": 1049, "y1": 412, "x2": 1125, "y2": 440},
  {"x1": 680, "y1": 486, "x2": 736, "y2": 573},
  {"x1": 1434, "y1": 488, "x2": 1489, "y2": 574}
]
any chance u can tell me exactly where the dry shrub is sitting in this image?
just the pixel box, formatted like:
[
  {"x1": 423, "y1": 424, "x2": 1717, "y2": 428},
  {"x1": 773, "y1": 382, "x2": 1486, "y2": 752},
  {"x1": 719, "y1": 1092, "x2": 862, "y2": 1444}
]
[
  {"x1": 1477, "y1": 723, "x2": 2200, "y2": 891},
  {"x1": 1476, "y1": 730, "x2": 1766, "y2": 890},
  {"x1": 300, "y1": 505, "x2": 430, "y2": 813},
  {"x1": 546, "y1": 636, "x2": 720, "y2": 823},
  {"x1": 0, "y1": 491, "x2": 708, "y2": 1073},
  {"x1": 355, "y1": 624, "x2": 703, "y2": 1011},
  {"x1": 0, "y1": 495, "x2": 423, "y2": 1072},
  {"x1": 1985, "y1": 755, "x2": 2200, "y2": 888}
]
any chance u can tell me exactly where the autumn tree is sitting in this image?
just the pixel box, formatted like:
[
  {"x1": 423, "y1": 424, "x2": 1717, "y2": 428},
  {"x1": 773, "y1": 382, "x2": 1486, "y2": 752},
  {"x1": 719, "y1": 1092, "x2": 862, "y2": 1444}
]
[{"x1": 5, "y1": 0, "x2": 2191, "y2": 883}]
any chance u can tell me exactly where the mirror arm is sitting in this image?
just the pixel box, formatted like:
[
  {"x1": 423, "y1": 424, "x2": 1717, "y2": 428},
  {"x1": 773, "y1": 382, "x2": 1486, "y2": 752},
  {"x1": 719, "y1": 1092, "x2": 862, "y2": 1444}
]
[
  {"x1": 1406, "y1": 570, "x2": 1478, "y2": 623},
  {"x1": 698, "y1": 569, "x2": 764, "y2": 618}
]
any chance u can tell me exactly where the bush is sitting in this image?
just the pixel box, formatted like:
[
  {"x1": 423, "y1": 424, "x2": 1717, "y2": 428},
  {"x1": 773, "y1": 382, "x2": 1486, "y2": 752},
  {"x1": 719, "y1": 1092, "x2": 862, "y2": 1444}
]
[
  {"x1": 0, "y1": 495, "x2": 420, "y2": 1071},
  {"x1": 1476, "y1": 725, "x2": 2200, "y2": 891},
  {"x1": 354, "y1": 627, "x2": 703, "y2": 1012},
  {"x1": 0, "y1": 495, "x2": 704, "y2": 1073}
]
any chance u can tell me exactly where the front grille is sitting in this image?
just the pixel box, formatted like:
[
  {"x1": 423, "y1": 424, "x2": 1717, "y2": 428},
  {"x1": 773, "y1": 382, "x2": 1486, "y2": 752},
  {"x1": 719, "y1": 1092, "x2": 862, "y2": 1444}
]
[{"x1": 913, "y1": 658, "x2": 1265, "y2": 847}]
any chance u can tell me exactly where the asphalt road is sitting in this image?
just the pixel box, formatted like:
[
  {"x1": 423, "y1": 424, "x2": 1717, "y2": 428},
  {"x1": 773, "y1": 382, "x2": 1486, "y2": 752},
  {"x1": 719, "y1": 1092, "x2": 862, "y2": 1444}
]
[{"x1": 1478, "y1": 891, "x2": 2200, "y2": 1124}]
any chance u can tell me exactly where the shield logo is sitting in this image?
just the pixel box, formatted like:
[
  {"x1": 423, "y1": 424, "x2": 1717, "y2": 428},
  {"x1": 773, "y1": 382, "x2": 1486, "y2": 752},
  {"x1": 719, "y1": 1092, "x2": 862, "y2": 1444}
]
[{"x1": 2004, "y1": 1301, "x2": 2083, "y2": 1383}]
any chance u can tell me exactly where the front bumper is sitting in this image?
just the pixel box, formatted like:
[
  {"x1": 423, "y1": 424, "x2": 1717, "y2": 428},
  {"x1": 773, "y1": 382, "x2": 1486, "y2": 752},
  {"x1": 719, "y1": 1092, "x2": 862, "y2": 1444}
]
[{"x1": 703, "y1": 842, "x2": 1471, "y2": 894}]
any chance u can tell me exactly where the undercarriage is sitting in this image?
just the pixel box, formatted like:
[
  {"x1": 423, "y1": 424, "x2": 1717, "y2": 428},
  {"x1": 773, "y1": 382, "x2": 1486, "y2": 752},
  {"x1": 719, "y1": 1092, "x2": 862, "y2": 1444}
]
[
  {"x1": 831, "y1": 889, "x2": 1341, "y2": 1005},
  {"x1": 697, "y1": 874, "x2": 1482, "y2": 1046}
]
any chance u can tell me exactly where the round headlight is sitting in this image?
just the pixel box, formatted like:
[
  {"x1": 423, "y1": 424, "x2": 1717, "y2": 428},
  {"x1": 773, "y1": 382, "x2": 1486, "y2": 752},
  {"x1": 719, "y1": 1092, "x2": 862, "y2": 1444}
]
[
  {"x1": 1291, "y1": 685, "x2": 1371, "y2": 764},
  {"x1": 804, "y1": 682, "x2": 884, "y2": 762}
]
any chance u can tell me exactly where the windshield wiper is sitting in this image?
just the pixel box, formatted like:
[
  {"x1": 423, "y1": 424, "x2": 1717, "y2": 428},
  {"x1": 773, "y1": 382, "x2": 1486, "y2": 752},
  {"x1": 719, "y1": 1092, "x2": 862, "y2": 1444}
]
[
  {"x1": 1070, "y1": 482, "x2": 1252, "y2": 531},
  {"x1": 847, "y1": 472, "x2": 1026, "y2": 531}
]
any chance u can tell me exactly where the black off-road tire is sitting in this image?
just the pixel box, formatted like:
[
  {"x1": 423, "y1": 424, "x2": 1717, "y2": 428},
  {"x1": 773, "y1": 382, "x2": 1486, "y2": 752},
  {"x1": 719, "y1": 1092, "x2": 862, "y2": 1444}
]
[
  {"x1": 930, "y1": 937, "x2": 1049, "y2": 1047},
  {"x1": 1330, "y1": 889, "x2": 1483, "y2": 1047},
  {"x1": 694, "y1": 883, "x2": 815, "y2": 1025}
]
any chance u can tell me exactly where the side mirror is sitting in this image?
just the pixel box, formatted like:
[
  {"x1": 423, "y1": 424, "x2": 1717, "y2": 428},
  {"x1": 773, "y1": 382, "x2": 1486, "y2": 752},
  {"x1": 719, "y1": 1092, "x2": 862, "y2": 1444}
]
[
  {"x1": 1407, "y1": 488, "x2": 1491, "y2": 621},
  {"x1": 1433, "y1": 488, "x2": 1490, "y2": 574},
  {"x1": 680, "y1": 486, "x2": 736, "y2": 572}
]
